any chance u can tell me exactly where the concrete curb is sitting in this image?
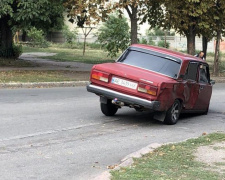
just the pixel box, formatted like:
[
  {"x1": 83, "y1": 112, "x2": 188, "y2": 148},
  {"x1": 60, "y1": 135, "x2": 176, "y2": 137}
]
[
  {"x1": 0, "y1": 81, "x2": 89, "y2": 89},
  {"x1": 92, "y1": 143, "x2": 161, "y2": 180}
]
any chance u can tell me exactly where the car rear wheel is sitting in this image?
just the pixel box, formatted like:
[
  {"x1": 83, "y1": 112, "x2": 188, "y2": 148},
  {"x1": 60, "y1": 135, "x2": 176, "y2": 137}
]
[
  {"x1": 164, "y1": 100, "x2": 181, "y2": 125},
  {"x1": 100, "y1": 100, "x2": 118, "y2": 116}
]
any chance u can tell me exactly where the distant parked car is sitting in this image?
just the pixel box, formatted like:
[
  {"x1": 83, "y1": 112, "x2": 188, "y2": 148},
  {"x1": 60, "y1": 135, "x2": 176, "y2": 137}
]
[{"x1": 87, "y1": 44, "x2": 215, "y2": 125}]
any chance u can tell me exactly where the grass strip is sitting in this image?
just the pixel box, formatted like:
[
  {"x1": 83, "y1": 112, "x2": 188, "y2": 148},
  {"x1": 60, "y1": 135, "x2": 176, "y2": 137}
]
[
  {"x1": 0, "y1": 70, "x2": 90, "y2": 83},
  {"x1": 111, "y1": 133, "x2": 225, "y2": 180}
]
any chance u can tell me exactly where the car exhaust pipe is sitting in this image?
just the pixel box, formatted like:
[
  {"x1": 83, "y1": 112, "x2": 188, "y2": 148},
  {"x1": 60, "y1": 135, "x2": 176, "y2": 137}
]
[{"x1": 112, "y1": 98, "x2": 124, "y2": 106}]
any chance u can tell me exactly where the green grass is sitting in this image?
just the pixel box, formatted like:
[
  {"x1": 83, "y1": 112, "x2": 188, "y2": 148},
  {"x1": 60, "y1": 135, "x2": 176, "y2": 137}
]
[
  {"x1": 111, "y1": 133, "x2": 225, "y2": 180},
  {"x1": 0, "y1": 70, "x2": 89, "y2": 83},
  {"x1": 22, "y1": 45, "x2": 116, "y2": 64}
]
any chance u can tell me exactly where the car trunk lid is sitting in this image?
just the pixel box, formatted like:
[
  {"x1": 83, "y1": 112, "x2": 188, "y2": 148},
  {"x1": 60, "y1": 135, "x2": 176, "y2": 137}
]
[{"x1": 91, "y1": 63, "x2": 176, "y2": 100}]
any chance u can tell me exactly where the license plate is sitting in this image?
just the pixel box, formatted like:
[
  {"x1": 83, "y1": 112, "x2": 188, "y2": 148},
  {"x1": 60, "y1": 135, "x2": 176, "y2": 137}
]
[{"x1": 111, "y1": 77, "x2": 137, "y2": 90}]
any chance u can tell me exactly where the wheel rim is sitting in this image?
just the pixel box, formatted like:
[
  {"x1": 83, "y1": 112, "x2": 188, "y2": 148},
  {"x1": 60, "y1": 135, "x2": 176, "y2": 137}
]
[{"x1": 171, "y1": 102, "x2": 180, "y2": 121}]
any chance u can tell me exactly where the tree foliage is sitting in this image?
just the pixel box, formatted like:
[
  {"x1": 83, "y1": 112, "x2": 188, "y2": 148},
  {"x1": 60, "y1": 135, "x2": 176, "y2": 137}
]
[
  {"x1": 144, "y1": 0, "x2": 225, "y2": 64},
  {"x1": 145, "y1": 0, "x2": 215, "y2": 55},
  {"x1": 0, "y1": 0, "x2": 64, "y2": 58},
  {"x1": 64, "y1": 0, "x2": 161, "y2": 44},
  {"x1": 97, "y1": 14, "x2": 130, "y2": 58}
]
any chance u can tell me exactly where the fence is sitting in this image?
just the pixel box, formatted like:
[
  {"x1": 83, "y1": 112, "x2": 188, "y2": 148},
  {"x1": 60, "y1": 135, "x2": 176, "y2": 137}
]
[{"x1": 145, "y1": 36, "x2": 216, "y2": 52}]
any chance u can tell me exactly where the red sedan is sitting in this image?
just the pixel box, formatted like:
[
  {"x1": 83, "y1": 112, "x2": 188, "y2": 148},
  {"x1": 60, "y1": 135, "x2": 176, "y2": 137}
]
[{"x1": 87, "y1": 44, "x2": 215, "y2": 125}]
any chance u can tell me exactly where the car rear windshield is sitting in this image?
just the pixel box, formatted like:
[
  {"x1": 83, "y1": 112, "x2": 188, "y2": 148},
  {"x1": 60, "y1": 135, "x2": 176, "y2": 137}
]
[{"x1": 118, "y1": 49, "x2": 181, "y2": 78}]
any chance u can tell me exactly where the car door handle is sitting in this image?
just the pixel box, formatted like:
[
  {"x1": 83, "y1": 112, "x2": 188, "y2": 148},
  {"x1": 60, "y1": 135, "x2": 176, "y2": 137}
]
[{"x1": 200, "y1": 86, "x2": 204, "y2": 90}]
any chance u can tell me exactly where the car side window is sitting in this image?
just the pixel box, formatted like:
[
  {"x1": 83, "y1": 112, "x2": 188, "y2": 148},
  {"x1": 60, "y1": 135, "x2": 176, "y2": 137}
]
[
  {"x1": 199, "y1": 64, "x2": 210, "y2": 84},
  {"x1": 184, "y1": 62, "x2": 198, "y2": 81}
]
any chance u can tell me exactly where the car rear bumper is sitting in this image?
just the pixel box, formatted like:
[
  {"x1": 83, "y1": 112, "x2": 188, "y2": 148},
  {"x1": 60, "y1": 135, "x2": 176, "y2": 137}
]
[{"x1": 87, "y1": 84, "x2": 160, "y2": 110}]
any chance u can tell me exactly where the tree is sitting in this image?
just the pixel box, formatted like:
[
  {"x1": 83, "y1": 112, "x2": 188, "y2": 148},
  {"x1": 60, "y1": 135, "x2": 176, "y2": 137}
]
[
  {"x1": 64, "y1": 0, "x2": 161, "y2": 44},
  {"x1": 163, "y1": 0, "x2": 215, "y2": 55},
  {"x1": 0, "y1": 0, "x2": 64, "y2": 58},
  {"x1": 97, "y1": 14, "x2": 130, "y2": 57},
  {"x1": 209, "y1": 0, "x2": 225, "y2": 76},
  {"x1": 144, "y1": 0, "x2": 217, "y2": 55}
]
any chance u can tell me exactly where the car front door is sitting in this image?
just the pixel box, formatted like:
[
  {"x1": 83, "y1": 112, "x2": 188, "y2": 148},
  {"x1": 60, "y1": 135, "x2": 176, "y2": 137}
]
[
  {"x1": 183, "y1": 61, "x2": 200, "y2": 110},
  {"x1": 193, "y1": 64, "x2": 212, "y2": 111}
]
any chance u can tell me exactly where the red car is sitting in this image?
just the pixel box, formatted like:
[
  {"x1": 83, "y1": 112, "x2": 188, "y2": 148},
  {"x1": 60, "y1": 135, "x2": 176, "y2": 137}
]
[{"x1": 87, "y1": 44, "x2": 215, "y2": 125}]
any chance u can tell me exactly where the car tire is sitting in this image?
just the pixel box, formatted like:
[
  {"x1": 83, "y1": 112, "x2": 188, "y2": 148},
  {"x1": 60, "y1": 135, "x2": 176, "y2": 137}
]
[
  {"x1": 100, "y1": 100, "x2": 118, "y2": 116},
  {"x1": 164, "y1": 100, "x2": 181, "y2": 125}
]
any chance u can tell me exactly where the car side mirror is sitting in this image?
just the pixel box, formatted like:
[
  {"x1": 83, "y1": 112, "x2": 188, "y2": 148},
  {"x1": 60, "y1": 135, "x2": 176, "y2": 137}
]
[{"x1": 210, "y1": 80, "x2": 215, "y2": 85}]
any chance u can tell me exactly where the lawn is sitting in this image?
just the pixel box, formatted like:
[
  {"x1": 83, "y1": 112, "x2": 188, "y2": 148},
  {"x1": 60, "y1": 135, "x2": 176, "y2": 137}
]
[
  {"x1": 22, "y1": 44, "x2": 225, "y2": 75},
  {"x1": 22, "y1": 44, "x2": 116, "y2": 64},
  {"x1": 111, "y1": 133, "x2": 225, "y2": 180}
]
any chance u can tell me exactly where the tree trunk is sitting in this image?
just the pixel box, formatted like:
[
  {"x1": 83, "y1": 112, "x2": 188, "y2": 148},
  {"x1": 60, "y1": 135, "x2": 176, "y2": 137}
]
[
  {"x1": 214, "y1": 30, "x2": 221, "y2": 76},
  {"x1": 125, "y1": 5, "x2": 138, "y2": 45},
  {"x1": 130, "y1": 14, "x2": 138, "y2": 44},
  {"x1": 83, "y1": 35, "x2": 86, "y2": 56},
  {"x1": 202, "y1": 36, "x2": 208, "y2": 60},
  {"x1": 186, "y1": 26, "x2": 196, "y2": 55},
  {"x1": 0, "y1": 16, "x2": 13, "y2": 58},
  {"x1": 164, "y1": 31, "x2": 167, "y2": 48}
]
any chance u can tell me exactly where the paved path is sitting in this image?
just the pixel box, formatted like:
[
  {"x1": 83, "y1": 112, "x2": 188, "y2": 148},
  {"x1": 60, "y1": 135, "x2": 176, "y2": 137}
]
[{"x1": 16, "y1": 52, "x2": 93, "y2": 71}]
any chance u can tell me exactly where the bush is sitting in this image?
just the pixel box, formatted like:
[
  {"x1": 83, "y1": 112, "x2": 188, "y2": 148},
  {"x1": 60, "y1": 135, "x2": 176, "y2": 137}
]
[
  {"x1": 62, "y1": 25, "x2": 77, "y2": 44},
  {"x1": 27, "y1": 27, "x2": 48, "y2": 48},
  {"x1": 139, "y1": 37, "x2": 148, "y2": 44},
  {"x1": 0, "y1": 44, "x2": 22, "y2": 58},
  {"x1": 148, "y1": 37, "x2": 156, "y2": 46},
  {"x1": 97, "y1": 14, "x2": 130, "y2": 58},
  {"x1": 157, "y1": 40, "x2": 170, "y2": 48},
  {"x1": 12, "y1": 44, "x2": 22, "y2": 58}
]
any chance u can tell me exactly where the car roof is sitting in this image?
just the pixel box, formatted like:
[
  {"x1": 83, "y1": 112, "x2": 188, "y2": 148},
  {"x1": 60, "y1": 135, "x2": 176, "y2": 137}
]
[{"x1": 131, "y1": 44, "x2": 206, "y2": 63}]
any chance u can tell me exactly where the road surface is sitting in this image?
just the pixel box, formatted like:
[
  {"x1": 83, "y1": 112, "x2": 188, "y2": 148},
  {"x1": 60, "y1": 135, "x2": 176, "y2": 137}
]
[{"x1": 0, "y1": 84, "x2": 225, "y2": 180}]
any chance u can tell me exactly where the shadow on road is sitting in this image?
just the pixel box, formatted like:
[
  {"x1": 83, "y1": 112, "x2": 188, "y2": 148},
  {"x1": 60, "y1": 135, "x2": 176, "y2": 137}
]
[{"x1": 100, "y1": 108, "x2": 210, "y2": 127}]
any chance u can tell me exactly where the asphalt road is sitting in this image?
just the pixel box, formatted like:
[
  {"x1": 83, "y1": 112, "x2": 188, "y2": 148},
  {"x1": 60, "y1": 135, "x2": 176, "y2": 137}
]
[{"x1": 0, "y1": 84, "x2": 225, "y2": 180}]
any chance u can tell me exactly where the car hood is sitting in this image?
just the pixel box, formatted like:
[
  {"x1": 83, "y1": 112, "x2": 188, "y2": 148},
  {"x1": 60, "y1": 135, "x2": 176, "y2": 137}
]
[{"x1": 93, "y1": 63, "x2": 176, "y2": 86}]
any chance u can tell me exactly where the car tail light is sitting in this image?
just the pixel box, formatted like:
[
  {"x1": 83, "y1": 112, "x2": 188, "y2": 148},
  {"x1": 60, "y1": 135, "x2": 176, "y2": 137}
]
[
  {"x1": 91, "y1": 70, "x2": 109, "y2": 83},
  {"x1": 138, "y1": 83, "x2": 158, "y2": 96}
]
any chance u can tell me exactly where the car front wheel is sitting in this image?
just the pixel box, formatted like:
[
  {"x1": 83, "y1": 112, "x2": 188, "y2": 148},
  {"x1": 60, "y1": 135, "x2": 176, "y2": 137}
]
[
  {"x1": 100, "y1": 100, "x2": 118, "y2": 116},
  {"x1": 164, "y1": 100, "x2": 181, "y2": 125}
]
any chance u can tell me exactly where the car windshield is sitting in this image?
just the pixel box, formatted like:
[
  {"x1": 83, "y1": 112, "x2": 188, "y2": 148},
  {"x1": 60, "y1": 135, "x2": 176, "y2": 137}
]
[{"x1": 118, "y1": 50, "x2": 181, "y2": 78}]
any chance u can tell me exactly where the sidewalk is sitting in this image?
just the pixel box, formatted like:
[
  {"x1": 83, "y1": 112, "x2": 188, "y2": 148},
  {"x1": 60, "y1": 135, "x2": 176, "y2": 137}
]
[{"x1": 19, "y1": 52, "x2": 94, "y2": 71}]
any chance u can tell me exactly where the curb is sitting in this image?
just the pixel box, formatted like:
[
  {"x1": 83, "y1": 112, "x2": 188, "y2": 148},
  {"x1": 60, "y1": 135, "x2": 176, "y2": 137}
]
[
  {"x1": 92, "y1": 143, "x2": 161, "y2": 180},
  {"x1": 0, "y1": 81, "x2": 89, "y2": 89}
]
